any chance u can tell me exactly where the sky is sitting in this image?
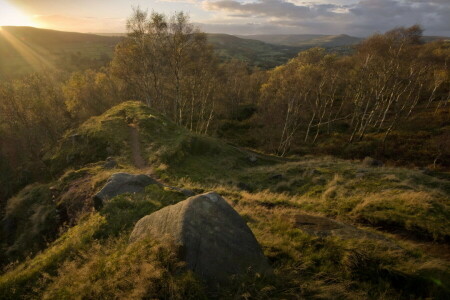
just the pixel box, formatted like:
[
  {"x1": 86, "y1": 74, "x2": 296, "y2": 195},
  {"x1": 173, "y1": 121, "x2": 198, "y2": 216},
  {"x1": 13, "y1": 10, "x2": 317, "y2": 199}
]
[{"x1": 0, "y1": 0, "x2": 449, "y2": 36}]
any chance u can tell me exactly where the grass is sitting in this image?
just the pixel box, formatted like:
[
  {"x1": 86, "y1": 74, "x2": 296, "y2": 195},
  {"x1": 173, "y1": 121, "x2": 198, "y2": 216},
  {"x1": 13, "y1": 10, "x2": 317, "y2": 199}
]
[
  {"x1": 0, "y1": 213, "x2": 105, "y2": 300},
  {"x1": 1, "y1": 183, "x2": 57, "y2": 262},
  {"x1": 2, "y1": 101, "x2": 450, "y2": 299},
  {"x1": 41, "y1": 237, "x2": 206, "y2": 300}
]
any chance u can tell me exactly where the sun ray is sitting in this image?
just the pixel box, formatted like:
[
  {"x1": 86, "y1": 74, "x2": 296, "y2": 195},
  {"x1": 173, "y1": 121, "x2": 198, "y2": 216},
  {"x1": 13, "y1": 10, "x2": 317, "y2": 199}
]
[{"x1": 0, "y1": 29, "x2": 55, "y2": 71}]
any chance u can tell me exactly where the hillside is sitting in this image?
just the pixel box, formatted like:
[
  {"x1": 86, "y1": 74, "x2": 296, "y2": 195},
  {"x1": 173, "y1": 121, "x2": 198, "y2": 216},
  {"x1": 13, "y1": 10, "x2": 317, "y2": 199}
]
[
  {"x1": 0, "y1": 27, "x2": 303, "y2": 75},
  {"x1": 0, "y1": 26, "x2": 121, "y2": 78},
  {"x1": 1, "y1": 101, "x2": 449, "y2": 299}
]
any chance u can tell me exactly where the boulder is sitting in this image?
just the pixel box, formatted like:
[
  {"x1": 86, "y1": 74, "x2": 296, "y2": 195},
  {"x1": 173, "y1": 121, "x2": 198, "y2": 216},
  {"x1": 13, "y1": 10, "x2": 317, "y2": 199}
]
[
  {"x1": 362, "y1": 156, "x2": 384, "y2": 167},
  {"x1": 93, "y1": 173, "x2": 157, "y2": 207},
  {"x1": 129, "y1": 192, "x2": 270, "y2": 286}
]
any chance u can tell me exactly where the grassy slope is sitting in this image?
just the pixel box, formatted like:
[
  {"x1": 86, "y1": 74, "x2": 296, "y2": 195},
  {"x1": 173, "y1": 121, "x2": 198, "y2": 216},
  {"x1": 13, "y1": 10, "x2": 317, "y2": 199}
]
[{"x1": 1, "y1": 101, "x2": 449, "y2": 299}]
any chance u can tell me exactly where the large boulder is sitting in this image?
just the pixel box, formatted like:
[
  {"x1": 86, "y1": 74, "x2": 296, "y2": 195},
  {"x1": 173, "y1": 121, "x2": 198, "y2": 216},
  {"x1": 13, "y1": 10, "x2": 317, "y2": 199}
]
[
  {"x1": 93, "y1": 173, "x2": 157, "y2": 207},
  {"x1": 129, "y1": 192, "x2": 270, "y2": 286}
]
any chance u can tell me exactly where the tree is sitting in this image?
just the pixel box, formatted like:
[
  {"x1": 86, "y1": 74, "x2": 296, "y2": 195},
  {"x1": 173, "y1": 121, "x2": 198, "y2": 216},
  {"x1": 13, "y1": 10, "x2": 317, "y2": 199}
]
[
  {"x1": 63, "y1": 69, "x2": 122, "y2": 121},
  {"x1": 112, "y1": 8, "x2": 220, "y2": 132},
  {"x1": 347, "y1": 25, "x2": 430, "y2": 142},
  {"x1": 259, "y1": 48, "x2": 344, "y2": 155}
]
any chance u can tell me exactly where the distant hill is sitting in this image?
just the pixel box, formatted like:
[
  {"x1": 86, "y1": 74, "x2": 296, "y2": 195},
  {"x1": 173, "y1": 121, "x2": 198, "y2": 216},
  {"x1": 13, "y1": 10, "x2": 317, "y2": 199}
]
[
  {"x1": 1, "y1": 27, "x2": 449, "y2": 78},
  {"x1": 206, "y1": 33, "x2": 303, "y2": 69},
  {"x1": 1, "y1": 26, "x2": 122, "y2": 45},
  {"x1": 238, "y1": 34, "x2": 363, "y2": 47},
  {"x1": 421, "y1": 36, "x2": 450, "y2": 43},
  {"x1": 0, "y1": 26, "x2": 122, "y2": 78}
]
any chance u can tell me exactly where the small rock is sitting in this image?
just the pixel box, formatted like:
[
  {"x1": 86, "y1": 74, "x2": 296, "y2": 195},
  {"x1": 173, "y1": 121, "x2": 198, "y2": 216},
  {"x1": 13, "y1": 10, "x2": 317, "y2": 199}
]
[
  {"x1": 129, "y1": 192, "x2": 271, "y2": 286},
  {"x1": 362, "y1": 157, "x2": 383, "y2": 167},
  {"x1": 49, "y1": 186, "x2": 59, "y2": 192},
  {"x1": 103, "y1": 160, "x2": 118, "y2": 169},
  {"x1": 180, "y1": 188, "x2": 196, "y2": 197},
  {"x1": 269, "y1": 174, "x2": 283, "y2": 180},
  {"x1": 93, "y1": 173, "x2": 157, "y2": 208},
  {"x1": 248, "y1": 155, "x2": 257, "y2": 163},
  {"x1": 304, "y1": 169, "x2": 321, "y2": 177}
]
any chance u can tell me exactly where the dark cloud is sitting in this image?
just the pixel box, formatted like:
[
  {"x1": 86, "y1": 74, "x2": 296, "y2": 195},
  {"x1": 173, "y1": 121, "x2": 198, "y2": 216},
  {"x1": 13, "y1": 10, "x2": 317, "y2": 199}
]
[
  {"x1": 203, "y1": 0, "x2": 450, "y2": 36},
  {"x1": 204, "y1": 0, "x2": 342, "y2": 19}
]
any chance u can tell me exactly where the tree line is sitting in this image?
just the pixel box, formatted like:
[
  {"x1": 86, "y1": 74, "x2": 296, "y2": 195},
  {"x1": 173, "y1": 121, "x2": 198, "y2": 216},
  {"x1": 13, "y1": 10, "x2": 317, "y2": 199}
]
[{"x1": 1, "y1": 9, "x2": 449, "y2": 203}]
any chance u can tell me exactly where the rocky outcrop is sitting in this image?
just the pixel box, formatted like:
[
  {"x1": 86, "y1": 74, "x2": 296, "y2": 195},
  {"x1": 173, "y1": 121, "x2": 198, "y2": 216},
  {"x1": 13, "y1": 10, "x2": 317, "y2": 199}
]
[
  {"x1": 93, "y1": 173, "x2": 157, "y2": 207},
  {"x1": 129, "y1": 192, "x2": 270, "y2": 286}
]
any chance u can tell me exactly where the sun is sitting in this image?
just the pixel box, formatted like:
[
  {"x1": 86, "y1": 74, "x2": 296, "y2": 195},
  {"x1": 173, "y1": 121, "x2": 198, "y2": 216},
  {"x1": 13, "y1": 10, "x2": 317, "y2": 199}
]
[{"x1": 0, "y1": 0, "x2": 36, "y2": 27}]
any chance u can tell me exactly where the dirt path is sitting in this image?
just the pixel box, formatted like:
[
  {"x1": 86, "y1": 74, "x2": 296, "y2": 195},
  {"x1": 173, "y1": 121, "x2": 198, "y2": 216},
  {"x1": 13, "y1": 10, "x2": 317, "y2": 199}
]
[{"x1": 128, "y1": 124, "x2": 146, "y2": 169}]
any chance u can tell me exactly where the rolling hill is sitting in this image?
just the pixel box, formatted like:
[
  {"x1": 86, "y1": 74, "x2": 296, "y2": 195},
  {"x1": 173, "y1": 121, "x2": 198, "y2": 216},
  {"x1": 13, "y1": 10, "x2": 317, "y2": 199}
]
[
  {"x1": 238, "y1": 33, "x2": 363, "y2": 47},
  {"x1": 207, "y1": 33, "x2": 303, "y2": 68},
  {"x1": 2, "y1": 26, "x2": 447, "y2": 78},
  {"x1": 0, "y1": 27, "x2": 358, "y2": 77},
  {"x1": 0, "y1": 26, "x2": 122, "y2": 78}
]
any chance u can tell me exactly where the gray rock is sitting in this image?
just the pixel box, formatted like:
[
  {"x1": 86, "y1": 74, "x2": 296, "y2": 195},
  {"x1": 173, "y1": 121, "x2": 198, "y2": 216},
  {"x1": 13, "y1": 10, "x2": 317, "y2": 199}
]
[
  {"x1": 103, "y1": 160, "x2": 118, "y2": 169},
  {"x1": 304, "y1": 168, "x2": 322, "y2": 177},
  {"x1": 93, "y1": 173, "x2": 157, "y2": 207},
  {"x1": 269, "y1": 174, "x2": 283, "y2": 180},
  {"x1": 362, "y1": 156, "x2": 384, "y2": 167},
  {"x1": 248, "y1": 155, "x2": 257, "y2": 162},
  {"x1": 129, "y1": 192, "x2": 270, "y2": 286}
]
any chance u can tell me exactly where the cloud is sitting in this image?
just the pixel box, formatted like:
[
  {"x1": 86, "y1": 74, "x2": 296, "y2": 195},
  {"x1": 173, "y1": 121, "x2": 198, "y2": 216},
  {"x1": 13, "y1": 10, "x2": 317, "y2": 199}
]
[
  {"x1": 33, "y1": 14, "x2": 126, "y2": 33},
  {"x1": 203, "y1": 0, "x2": 338, "y2": 19},
  {"x1": 202, "y1": 0, "x2": 450, "y2": 36}
]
